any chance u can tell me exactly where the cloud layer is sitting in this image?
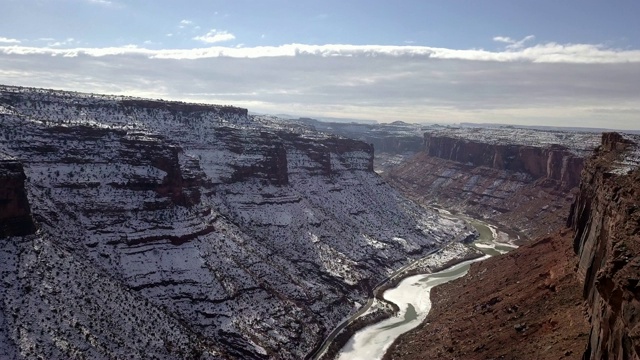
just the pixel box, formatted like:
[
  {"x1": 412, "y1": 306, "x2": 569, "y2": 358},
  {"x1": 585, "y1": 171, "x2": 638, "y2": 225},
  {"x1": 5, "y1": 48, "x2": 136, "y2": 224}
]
[
  {"x1": 2, "y1": 41, "x2": 640, "y2": 63},
  {"x1": 0, "y1": 39, "x2": 639, "y2": 129}
]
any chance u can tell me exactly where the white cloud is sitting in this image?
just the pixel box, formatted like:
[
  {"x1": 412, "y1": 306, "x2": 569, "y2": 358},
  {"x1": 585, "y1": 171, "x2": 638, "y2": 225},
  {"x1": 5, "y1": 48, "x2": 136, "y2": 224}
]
[
  {"x1": 179, "y1": 20, "x2": 193, "y2": 29},
  {"x1": 47, "y1": 38, "x2": 79, "y2": 48},
  {"x1": 193, "y1": 29, "x2": 236, "y2": 44},
  {"x1": 493, "y1": 36, "x2": 514, "y2": 44},
  {"x1": 494, "y1": 35, "x2": 536, "y2": 50},
  {"x1": 0, "y1": 38, "x2": 639, "y2": 130},
  {"x1": 0, "y1": 37, "x2": 20, "y2": 44},
  {"x1": 85, "y1": 0, "x2": 117, "y2": 7}
]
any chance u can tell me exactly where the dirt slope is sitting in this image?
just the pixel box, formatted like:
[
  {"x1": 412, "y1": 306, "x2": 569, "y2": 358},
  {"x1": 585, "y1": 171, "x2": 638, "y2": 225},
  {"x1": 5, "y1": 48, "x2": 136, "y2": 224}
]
[{"x1": 384, "y1": 229, "x2": 589, "y2": 360}]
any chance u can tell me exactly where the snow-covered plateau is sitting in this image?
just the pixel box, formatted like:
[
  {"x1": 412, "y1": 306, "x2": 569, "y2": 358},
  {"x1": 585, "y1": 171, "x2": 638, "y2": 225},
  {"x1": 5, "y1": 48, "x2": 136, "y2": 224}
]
[{"x1": 0, "y1": 85, "x2": 473, "y2": 359}]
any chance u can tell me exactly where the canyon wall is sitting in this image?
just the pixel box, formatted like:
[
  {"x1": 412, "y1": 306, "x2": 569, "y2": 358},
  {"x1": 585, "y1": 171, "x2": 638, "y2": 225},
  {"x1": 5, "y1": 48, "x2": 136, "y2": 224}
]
[
  {"x1": 384, "y1": 133, "x2": 640, "y2": 360},
  {"x1": 295, "y1": 118, "x2": 426, "y2": 174},
  {"x1": 0, "y1": 85, "x2": 471, "y2": 359},
  {"x1": 385, "y1": 129, "x2": 599, "y2": 239},
  {"x1": 569, "y1": 132, "x2": 640, "y2": 359},
  {"x1": 424, "y1": 133, "x2": 584, "y2": 189}
]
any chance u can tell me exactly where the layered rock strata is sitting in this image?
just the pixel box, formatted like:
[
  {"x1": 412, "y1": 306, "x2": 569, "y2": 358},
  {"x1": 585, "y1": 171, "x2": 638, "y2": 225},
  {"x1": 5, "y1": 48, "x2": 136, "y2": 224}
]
[
  {"x1": 385, "y1": 128, "x2": 600, "y2": 239},
  {"x1": 569, "y1": 132, "x2": 640, "y2": 359},
  {"x1": 295, "y1": 118, "x2": 426, "y2": 174},
  {"x1": 385, "y1": 132, "x2": 640, "y2": 360},
  {"x1": 0, "y1": 85, "x2": 471, "y2": 359}
]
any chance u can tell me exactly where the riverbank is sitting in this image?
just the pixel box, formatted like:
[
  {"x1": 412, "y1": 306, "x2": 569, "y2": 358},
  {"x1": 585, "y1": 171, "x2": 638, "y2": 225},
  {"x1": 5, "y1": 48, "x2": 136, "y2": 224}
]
[
  {"x1": 373, "y1": 243, "x2": 485, "y2": 302},
  {"x1": 312, "y1": 241, "x2": 483, "y2": 360},
  {"x1": 432, "y1": 204, "x2": 527, "y2": 245},
  {"x1": 382, "y1": 229, "x2": 589, "y2": 360}
]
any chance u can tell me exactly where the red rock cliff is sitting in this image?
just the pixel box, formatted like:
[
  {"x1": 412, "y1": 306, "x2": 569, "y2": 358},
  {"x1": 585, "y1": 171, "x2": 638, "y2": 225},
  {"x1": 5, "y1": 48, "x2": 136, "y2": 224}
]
[
  {"x1": 425, "y1": 133, "x2": 584, "y2": 189},
  {"x1": 385, "y1": 132, "x2": 590, "y2": 239},
  {"x1": 569, "y1": 132, "x2": 640, "y2": 359}
]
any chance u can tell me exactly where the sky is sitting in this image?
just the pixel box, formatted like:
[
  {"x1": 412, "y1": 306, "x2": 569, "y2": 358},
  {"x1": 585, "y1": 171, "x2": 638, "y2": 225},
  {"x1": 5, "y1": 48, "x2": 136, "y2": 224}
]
[{"x1": 1, "y1": 0, "x2": 639, "y2": 130}]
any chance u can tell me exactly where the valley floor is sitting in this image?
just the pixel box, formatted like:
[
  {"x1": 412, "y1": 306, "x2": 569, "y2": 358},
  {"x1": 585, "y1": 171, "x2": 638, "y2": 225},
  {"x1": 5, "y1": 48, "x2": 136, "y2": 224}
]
[{"x1": 383, "y1": 229, "x2": 589, "y2": 360}]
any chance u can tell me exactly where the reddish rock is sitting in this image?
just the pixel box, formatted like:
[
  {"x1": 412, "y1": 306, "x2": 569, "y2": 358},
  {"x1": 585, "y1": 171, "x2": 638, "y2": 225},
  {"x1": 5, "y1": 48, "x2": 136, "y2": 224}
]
[
  {"x1": 384, "y1": 132, "x2": 640, "y2": 360},
  {"x1": 569, "y1": 132, "x2": 640, "y2": 359},
  {"x1": 385, "y1": 134, "x2": 587, "y2": 240},
  {"x1": 424, "y1": 134, "x2": 584, "y2": 189},
  {"x1": 383, "y1": 230, "x2": 590, "y2": 360}
]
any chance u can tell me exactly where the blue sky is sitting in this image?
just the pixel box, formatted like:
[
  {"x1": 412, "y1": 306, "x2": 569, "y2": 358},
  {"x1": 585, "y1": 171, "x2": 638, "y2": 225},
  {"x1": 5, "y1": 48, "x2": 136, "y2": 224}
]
[{"x1": 1, "y1": 0, "x2": 640, "y2": 129}]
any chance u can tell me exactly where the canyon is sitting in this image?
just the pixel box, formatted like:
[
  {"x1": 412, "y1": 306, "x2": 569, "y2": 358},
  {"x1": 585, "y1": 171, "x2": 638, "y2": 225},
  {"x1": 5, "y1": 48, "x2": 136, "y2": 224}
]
[
  {"x1": 301, "y1": 118, "x2": 640, "y2": 359},
  {"x1": 308, "y1": 119, "x2": 601, "y2": 239},
  {"x1": 383, "y1": 132, "x2": 640, "y2": 359},
  {"x1": 1, "y1": 84, "x2": 639, "y2": 360},
  {"x1": 0, "y1": 85, "x2": 472, "y2": 359},
  {"x1": 382, "y1": 126, "x2": 600, "y2": 240}
]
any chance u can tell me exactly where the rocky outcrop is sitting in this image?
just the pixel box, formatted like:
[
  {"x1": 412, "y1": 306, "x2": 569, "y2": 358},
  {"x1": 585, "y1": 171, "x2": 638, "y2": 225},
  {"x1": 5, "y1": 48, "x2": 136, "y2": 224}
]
[
  {"x1": 384, "y1": 129, "x2": 599, "y2": 239},
  {"x1": 569, "y1": 132, "x2": 640, "y2": 359},
  {"x1": 119, "y1": 98, "x2": 248, "y2": 119},
  {"x1": 295, "y1": 118, "x2": 425, "y2": 174},
  {"x1": 0, "y1": 157, "x2": 36, "y2": 237}
]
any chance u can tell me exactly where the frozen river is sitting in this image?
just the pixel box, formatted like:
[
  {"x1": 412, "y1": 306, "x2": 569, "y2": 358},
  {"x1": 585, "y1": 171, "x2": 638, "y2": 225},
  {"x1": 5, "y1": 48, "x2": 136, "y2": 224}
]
[{"x1": 335, "y1": 220, "x2": 515, "y2": 360}]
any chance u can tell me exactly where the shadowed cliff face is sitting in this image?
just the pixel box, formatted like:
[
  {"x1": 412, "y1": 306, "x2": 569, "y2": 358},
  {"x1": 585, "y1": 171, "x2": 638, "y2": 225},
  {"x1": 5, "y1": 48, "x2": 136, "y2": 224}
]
[
  {"x1": 569, "y1": 132, "x2": 640, "y2": 359},
  {"x1": 0, "y1": 159, "x2": 36, "y2": 237},
  {"x1": 0, "y1": 85, "x2": 467, "y2": 359}
]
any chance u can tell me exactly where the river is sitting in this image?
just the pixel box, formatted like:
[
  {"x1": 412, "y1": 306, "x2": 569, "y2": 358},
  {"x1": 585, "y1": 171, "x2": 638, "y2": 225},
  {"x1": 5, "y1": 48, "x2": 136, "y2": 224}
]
[{"x1": 333, "y1": 219, "x2": 516, "y2": 360}]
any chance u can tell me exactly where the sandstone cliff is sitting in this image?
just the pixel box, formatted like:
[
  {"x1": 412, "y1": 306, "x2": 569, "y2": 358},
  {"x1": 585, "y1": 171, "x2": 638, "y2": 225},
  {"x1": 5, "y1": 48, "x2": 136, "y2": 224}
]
[
  {"x1": 295, "y1": 118, "x2": 426, "y2": 174},
  {"x1": 385, "y1": 127, "x2": 599, "y2": 239},
  {"x1": 569, "y1": 132, "x2": 640, "y2": 359},
  {"x1": 424, "y1": 133, "x2": 584, "y2": 189}
]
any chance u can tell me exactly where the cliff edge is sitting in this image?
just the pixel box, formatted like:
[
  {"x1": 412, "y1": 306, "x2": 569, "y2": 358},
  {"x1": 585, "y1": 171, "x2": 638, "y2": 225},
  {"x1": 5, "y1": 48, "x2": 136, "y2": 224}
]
[{"x1": 569, "y1": 132, "x2": 640, "y2": 359}]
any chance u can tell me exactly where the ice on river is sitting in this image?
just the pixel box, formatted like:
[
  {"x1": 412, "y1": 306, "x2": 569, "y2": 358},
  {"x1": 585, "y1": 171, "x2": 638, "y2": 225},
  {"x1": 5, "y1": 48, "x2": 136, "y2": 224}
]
[{"x1": 336, "y1": 255, "x2": 489, "y2": 360}]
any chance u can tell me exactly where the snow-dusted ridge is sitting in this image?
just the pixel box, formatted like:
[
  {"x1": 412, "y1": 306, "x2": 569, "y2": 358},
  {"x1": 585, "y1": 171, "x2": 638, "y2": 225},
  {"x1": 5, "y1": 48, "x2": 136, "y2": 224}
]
[
  {"x1": 606, "y1": 133, "x2": 640, "y2": 175},
  {"x1": 422, "y1": 125, "x2": 602, "y2": 156},
  {"x1": 0, "y1": 85, "x2": 471, "y2": 359}
]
